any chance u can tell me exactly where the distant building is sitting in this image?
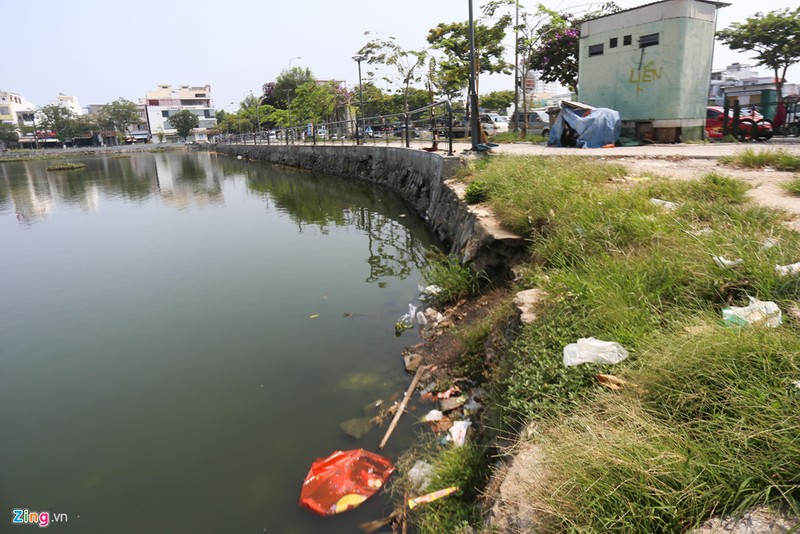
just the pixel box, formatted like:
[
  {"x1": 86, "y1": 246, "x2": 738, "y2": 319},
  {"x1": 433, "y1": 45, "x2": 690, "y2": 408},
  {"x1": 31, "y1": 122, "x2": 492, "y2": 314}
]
[
  {"x1": 144, "y1": 84, "x2": 217, "y2": 143},
  {"x1": 578, "y1": 0, "x2": 729, "y2": 142},
  {"x1": 54, "y1": 94, "x2": 83, "y2": 116},
  {"x1": 0, "y1": 91, "x2": 37, "y2": 130}
]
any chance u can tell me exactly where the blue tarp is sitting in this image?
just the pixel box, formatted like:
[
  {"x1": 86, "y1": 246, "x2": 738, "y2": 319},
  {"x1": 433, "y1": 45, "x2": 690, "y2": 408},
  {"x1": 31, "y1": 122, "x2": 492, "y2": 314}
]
[{"x1": 548, "y1": 103, "x2": 621, "y2": 148}]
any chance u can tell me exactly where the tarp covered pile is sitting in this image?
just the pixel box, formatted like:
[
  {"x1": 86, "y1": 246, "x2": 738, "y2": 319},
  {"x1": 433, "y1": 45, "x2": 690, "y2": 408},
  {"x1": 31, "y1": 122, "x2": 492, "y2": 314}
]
[{"x1": 548, "y1": 101, "x2": 621, "y2": 148}]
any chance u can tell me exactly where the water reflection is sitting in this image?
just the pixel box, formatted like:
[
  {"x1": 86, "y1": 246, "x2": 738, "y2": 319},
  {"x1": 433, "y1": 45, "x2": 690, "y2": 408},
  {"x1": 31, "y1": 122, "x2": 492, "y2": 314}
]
[
  {"x1": 0, "y1": 152, "x2": 226, "y2": 224},
  {"x1": 240, "y1": 161, "x2": 427, "y2": 283}
]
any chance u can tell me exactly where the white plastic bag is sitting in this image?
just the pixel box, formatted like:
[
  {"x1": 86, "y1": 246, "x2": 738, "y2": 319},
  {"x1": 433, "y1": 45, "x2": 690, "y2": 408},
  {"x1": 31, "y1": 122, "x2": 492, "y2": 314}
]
[
  {"x1": 713, "y1": 256, "x2": 743, "y2": 268},
  {"x1": 775, "y1": 262, "x2": 800, "y2": 276},
  {"x1": 722, "y1": 297, "x2": 782, "y2": 328},
  {"x1": 563, "y1": 337, "x2": 629, "y2": 367},
  {"x1": 650, "y1": 198, "x2": 677, "y2": 210},
  {"x1": 448, "y1": 420, "x2": 472, "y2": 447}
]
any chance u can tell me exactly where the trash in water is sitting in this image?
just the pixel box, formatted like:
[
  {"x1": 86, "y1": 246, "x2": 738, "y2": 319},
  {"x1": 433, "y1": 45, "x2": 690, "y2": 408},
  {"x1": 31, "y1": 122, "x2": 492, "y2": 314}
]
[
  {"x1": 423, "y1": 409, "x2": 444, "y2": 422},
  {"x1": 436, "y1": 386, "x2": 461, "y2": 399},
  {"x1": 650, "y1": 198, "x2": 677, "y2": 210},
  {"x1": 309, "y1": 314, "x2": 320, "y2": 319},
  {"x1": 363, "y1": 400, "x2": 383, "y2": 419},
  {"x1": 299, "y1": 449, "x2": 394, "y2": 516},
  {"x1": 407, "y1": 460, "x2": 434, "y2": 491},
  {"x1": 563, "y1": 338, "x2": 629, "y2": 367},
  {"x1": 713, "y1": 256, "x2": 743, "y2": 268},
  {"x1": 722, "y1": 297, "x2": 782, "y2": 328},
  {"x1": 448, "y1": 420, "x2": 472, "y2": 447},
  {"x1": 775, "y1": 262, "x2": 800, "y2": 276},
  {"x1": 416, "y1": 311, "x2": 427, "y2": 326},
  {"x1": 338, "y1": 373, "x2": 382, "y2": 391},
  {"x1": 339, "y1": 417, "x2": 373, "y2": 439},
  {"x1": 408, "y1": 487, "x2": 459, "y2": 509},
  {"x1": 419, "y1": 285, "x2": 443, "y2": 301}
]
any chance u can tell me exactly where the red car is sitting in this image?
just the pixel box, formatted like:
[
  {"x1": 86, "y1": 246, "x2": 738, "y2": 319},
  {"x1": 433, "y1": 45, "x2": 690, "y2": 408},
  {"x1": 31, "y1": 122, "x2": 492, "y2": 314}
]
[{"x1": 706, "y1": 106, "x2": 773, "y2": 141}]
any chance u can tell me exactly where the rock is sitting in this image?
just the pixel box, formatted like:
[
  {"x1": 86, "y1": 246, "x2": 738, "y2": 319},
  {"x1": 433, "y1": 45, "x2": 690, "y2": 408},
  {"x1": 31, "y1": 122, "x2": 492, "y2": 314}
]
[
  {"x1": 513, "y1": 288, "x2": 548, "y2": 325},
  {"x1": 690, "y1": 506, "x2": 799, "y2": 534},
  {"x1": 440, "y1": 395, "x2": 467, "y2": 412},
  {"x1": 404, "y1": 353, "x2": 424, "y2": 373}
]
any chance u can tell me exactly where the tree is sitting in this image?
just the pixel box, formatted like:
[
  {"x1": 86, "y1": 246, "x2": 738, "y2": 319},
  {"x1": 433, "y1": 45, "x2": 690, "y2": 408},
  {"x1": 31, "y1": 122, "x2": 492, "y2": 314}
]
[
  {"x1": 38, "y1": 104, "x2": 78, "y2": 147},
  {"x1": 0, "y1": 122, "x2": 19, "y2": 148},
  {"x1": 274, "y1": 67, "x2": 315, "y2": 109},
  {"x1": 481, "y1": 90, "x2": 515, "y2": 112},
  {"x1": 291, "y1": 81, "x2": 338, "y2": 125},
  {"x1": 527, "y1": 2, "x2": 620, "y2": 92},
  {"x1": 167, "y1": 110, "x2": 199, "y2": 140},
  {"x1": 426, "y1": 14, "x2": 513, "y2": 98},
  {"x1": 357, "y1": 34, "x2": 428, "y2": 113},
  {"x1": 717, "y1": 8, "x2": 800, "y2": 106},
  {"x1": 99, "y1": 98, "x2": 140, "y2": 140}
]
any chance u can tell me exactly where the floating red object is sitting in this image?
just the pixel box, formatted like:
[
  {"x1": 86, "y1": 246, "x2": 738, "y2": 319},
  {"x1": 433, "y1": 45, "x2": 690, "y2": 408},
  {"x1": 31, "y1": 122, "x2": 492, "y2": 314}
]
[{"x1": 299, "y1": 449, "x2": 394, "y2": 516}]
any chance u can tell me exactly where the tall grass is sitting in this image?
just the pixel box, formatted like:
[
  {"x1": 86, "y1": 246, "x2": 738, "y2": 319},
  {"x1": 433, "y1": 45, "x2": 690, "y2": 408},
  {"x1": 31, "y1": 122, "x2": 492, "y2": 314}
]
[
  {"x1": 719, "y1": 148, "x2": 800, "y2": 171},
  {"x1": 422, "y1": 251, "x2": 489, "y2": 306},
  {"x1": 528, "y1": 327, "x2": 800, "y2": 533},
  {"x1": 781, "y1": 176, "x2": 800, "y2": 197}
]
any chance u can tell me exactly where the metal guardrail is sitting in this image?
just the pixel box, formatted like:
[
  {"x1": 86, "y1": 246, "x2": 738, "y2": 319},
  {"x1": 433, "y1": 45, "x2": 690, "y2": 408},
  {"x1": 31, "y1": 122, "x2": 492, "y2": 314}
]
[{"x1": 218, "y1": 100, "x2": 455, "y2": 156}]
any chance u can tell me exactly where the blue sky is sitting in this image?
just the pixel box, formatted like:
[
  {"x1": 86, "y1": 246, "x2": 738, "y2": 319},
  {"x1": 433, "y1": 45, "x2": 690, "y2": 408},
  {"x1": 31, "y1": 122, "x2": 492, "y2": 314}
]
[{"x1": 4, "y1": 0, "x2": 798, "y2": 110}]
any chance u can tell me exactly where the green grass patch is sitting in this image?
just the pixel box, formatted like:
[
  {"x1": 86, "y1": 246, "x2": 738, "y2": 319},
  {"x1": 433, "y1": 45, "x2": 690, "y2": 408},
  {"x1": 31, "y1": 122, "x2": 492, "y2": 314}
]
[
  {"x1": 422, "y1": 251, "x2": 489, "y2": 307},
  {"x1": 719, "y1": 148, "x2": 800, "y2": 172},
  {"x1": 468, "y1": 155, "x2": 800, "y2": 529},
  {"x1": 489, "y1": 131, "x2": 548, "y2": 144},
  {"x1": 781, "y1": 176, "x2": 800, "y2": 197},
  {"x1": 393, "y1": 441, "x2": 491, "y2": 533},
  {"x1": 526, "y1": 326, "x2": 800, "y2": 533}
]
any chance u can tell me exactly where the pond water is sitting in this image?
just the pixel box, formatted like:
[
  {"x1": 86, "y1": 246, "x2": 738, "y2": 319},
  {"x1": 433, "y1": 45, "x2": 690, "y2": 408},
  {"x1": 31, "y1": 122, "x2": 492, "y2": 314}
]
[{"x1": 0, "y1": 151, "x2": 440, "y2": 533}]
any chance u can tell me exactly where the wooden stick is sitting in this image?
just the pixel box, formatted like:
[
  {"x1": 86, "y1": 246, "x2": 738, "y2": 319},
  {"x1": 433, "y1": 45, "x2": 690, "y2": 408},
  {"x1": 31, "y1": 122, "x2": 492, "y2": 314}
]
[{"x1": 379, "y1": 365, "x2": 431, "y2": 450}]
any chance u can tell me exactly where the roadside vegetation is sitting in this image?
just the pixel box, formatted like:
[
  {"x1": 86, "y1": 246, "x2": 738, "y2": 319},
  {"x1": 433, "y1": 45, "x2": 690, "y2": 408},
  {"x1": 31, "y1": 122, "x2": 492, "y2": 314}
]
[
  {"x1": 413, "y1": 154, "x2": 800, "y2": 531},
  {"x1": 719, "y1": 147, "x2": 800, "y2": 171}
]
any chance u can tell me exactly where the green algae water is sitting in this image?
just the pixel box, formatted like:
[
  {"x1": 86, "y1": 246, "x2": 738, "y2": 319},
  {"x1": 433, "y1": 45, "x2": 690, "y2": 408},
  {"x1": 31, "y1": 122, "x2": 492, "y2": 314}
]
[{"x1": 0, "y1": 151, "x2": 439, "y2": 533}]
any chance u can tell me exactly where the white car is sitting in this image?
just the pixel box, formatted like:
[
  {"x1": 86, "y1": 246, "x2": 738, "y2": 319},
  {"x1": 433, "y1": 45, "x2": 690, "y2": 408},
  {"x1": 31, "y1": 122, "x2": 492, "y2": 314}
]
[{"x1": 481, "y1": 113, "x2": 510, "y2": 135}]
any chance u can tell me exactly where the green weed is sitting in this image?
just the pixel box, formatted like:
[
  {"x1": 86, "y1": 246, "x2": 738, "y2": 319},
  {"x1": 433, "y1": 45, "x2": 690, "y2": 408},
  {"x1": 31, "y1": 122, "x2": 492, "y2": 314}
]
[
  {"x1": 422, "y1": 251, "x2": 489, "y2": 306},
  {"x1": 719, "y1": 148, "x2": 800, "y2": 172},
  {"x1": 781, "y1": 176, "x2": 800, "y2": 197}
]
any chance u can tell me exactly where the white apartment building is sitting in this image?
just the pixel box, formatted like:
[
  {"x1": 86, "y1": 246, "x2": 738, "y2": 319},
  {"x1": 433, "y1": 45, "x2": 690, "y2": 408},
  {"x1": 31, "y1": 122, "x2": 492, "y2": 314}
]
[
  {"x1": 0, "y1": 91, "x2": 37, "y2": 128},
  {"x1": 145, "y1": 84, "x2": 217, "y2": 143}
]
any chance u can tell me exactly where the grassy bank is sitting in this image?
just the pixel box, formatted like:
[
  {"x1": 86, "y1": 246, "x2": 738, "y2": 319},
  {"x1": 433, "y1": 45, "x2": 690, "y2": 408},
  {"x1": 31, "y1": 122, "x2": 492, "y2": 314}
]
[{"x1": 412, "y1": 153, "x2": 800, "y2": 532}]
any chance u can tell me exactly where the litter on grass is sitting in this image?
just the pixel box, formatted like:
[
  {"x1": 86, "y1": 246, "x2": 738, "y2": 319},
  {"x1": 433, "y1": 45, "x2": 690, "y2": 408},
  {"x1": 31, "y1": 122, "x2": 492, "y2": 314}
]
[
  {"x1": 775, "y1": 262, "x2": 800, "y2": 276},
  {"x1": 713, "y1": 256, "x2": 743, "y2": 268},
  {"x1": 408, "y1": 487, "x2": 459, "y2": 509},
  {"x1": 722, "y1": 297, "x2": 782, "y2": 328},
  {"x1": 448, "y1": 420, "x2": 472, "y2": 447},
  {"x1": 563, "y1": 337, "x2": 629, "y2": 367},
  {"x1": 650, "y1": 198, "x2": 677, "y2": 210}
]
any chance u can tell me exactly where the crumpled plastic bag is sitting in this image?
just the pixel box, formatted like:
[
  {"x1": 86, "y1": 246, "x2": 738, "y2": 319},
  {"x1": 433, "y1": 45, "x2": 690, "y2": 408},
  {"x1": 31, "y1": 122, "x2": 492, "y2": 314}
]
[
  {"x1": 563, "y1": 337, "x2": 629, "y2": 367},
  {"x1": 722, "y1": 297, "x2": 782, "y2": 328},
  {"x1": 448, "y1": 420, "x2": 472, "y2": 447},
  {"x1": 775, "y1": 262, "x2": 800, "y2": 276}
]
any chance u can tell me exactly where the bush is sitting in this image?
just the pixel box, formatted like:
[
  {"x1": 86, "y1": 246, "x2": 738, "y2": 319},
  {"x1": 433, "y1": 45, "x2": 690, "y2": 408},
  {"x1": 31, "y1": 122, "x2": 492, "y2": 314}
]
[
  {"x1": 465, "y1": 179, "x2": 490, "y2": 204},
  {"x1": 422, "y1": 252, "x2": 488, "y2": 306}
]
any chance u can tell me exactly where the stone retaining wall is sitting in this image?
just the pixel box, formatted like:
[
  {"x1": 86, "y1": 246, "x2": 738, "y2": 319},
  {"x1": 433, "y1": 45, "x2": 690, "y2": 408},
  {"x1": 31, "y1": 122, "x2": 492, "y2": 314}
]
[{"x1": 213, "y1": 144, "x2": 527, "y2": 276}]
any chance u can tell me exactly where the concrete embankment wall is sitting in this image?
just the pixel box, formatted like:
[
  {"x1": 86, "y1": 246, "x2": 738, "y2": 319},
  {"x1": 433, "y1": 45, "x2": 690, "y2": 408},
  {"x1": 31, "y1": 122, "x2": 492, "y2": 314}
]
[{"x1": 213, "y1": 144, "x2": 526, "y2": 276}]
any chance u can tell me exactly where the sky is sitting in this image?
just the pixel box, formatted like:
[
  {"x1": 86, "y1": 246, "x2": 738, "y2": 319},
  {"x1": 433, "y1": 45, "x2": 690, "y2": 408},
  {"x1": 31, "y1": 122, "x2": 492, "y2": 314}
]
[{"x1": 4, "y1": 0, "x2": 798, "y2": 112}]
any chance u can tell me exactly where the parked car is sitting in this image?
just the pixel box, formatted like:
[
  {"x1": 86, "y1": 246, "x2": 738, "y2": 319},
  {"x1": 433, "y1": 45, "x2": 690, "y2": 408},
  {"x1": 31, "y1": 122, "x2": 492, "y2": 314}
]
[
  {"x1": 705, "y1": 106, "x2": 773, "y2": 141},
  {"x1": 482, "y1": 113, "x2": 510, "y2": 134},
  {"x1": 511, "y1": 110, "x2": 551, "y2": 137}
]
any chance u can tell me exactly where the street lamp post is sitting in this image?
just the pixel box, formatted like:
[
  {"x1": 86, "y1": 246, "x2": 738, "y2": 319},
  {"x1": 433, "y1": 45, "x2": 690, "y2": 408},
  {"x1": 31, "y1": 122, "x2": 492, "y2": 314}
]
[
  {"x1": 250, "y1": 91, "x2": 261, "y2": 145},
  {"x1": 352, "y1": 54, "x2": 366, "y2": 145},
  {"x1": 468, "y1": 0, "x2": 480, "y2": 151}
]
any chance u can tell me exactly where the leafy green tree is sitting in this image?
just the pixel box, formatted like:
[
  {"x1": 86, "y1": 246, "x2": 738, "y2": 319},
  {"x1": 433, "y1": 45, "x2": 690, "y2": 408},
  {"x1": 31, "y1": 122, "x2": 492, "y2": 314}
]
[
  {"x1": 481, "y1": 90, "x2": 515, "y2": 112},
  {"x1": 717, "y1": 7, "x2": 800, "y2": 105},
  {"x1": 357, "y1": 34, "x2": 428, "y2": 113},
  {"x1": 291, "y1": 81, "x2": 338, "y2": 124},
  {"x1": 167, "y1": 110, "x2": 199, "y2": 140},
  {"x1": 0, "y1": 122, "x2": 19, "y2": 148},
  {"x1": 426, "y1": 14, "x2": 513, "y2": 98},
  {"x1": 98, "y1": 98, "x2": 140, "y2": 139},
  {"x1": 38, "y1": 104, "x2": 78, "y2": 147},
  {"x1": 274, "y1": 67, "x2": 315, "y2": 109}
]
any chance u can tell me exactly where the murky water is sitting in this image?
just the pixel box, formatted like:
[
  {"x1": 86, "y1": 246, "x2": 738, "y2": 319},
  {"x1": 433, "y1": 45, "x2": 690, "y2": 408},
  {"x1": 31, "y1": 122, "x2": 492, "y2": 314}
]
[{"x1": 0, "y1": 151, "x2": 439, "y2": 533}]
